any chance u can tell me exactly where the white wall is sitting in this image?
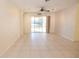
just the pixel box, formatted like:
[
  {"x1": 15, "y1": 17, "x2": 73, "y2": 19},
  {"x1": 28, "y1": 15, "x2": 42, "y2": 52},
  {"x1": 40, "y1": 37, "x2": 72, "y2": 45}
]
[
  {"x1": 55, "y1": 5, "x2": 77, "y2": 40},
  {"x1": 50, "y1": 13, "x2": 55, "y2": 33},
  {"x1": 74, "y1": 2, "x2": 79, "y2": 41},
  {"x1": 0, "y1": 0, "x2": 20, "y2": 55},
  {"x1": 19, "y1": 9, "x2": 24, "y2": 36},
  {"x1": 24, "y1": 14, "x2": 31, "y2": 34}
]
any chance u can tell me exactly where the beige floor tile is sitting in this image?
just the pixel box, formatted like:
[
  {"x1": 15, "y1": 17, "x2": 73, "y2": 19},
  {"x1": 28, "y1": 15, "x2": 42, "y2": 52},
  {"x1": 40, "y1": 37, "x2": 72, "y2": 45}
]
[{"x1": 1, "y1": 33, "x2": 79, "y2": 58}]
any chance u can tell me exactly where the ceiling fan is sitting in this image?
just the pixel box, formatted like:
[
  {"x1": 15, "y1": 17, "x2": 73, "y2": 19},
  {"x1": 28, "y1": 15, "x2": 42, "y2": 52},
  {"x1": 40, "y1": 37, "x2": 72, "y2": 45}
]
[
  {"x1": 37, "y1": 7, "x2": 53, "y2": 15},
  {"x1": 40, "y1": 7, "x2": 50, "y2": 12},
  {"x1": 36, "y1": 0, "x2": 55, "y2": 15},
  {"x1": 39, "y1": 0, "x2": 51, "y2": 12}
]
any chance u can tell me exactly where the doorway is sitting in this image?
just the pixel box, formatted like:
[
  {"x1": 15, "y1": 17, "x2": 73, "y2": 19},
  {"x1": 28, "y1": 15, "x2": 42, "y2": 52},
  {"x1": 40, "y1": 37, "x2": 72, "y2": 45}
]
[{"x1": 31, "y1": 16, "x2": 46, "y2": 33}]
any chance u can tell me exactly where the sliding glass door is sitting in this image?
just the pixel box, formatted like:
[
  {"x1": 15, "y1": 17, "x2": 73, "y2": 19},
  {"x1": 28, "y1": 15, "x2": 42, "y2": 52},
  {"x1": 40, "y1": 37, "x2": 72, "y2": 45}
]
[{"x1": 31, "y1": 16, "x2": 46, "y2": 33}]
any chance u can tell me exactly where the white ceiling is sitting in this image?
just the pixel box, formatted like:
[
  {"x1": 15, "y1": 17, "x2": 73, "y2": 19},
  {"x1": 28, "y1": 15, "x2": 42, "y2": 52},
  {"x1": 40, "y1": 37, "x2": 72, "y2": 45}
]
[{"x1": 11, "y1": 0, "x2": 77, "y2": 12}]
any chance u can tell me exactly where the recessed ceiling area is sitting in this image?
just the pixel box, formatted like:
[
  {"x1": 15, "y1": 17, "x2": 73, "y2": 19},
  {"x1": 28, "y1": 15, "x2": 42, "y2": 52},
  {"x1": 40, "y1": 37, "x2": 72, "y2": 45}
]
[{"x1": 12, "y1": 0, "x2": 77, "y2": 12}]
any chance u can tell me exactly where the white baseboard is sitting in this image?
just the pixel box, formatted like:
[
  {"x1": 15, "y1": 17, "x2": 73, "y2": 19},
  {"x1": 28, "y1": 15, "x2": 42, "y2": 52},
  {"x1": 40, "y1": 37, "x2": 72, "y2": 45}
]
[
  {"x1": 61, "y1": 34, "x2": 73, "y2": 41},
  {"x1": 56, "y1": 33, "x2": 73, "y2": 41}
]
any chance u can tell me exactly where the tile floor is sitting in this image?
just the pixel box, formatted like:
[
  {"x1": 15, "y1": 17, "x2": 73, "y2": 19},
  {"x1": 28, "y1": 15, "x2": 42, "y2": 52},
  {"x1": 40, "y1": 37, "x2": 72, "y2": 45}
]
[{"x1": 1, "y1": 33, "x2": 79, "y2": 58}]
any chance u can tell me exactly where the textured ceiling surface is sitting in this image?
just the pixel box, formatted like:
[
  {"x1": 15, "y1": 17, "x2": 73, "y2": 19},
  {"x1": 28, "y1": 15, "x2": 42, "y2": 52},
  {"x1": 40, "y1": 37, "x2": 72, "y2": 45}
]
[{"x1": 11, "y1": 0, "x2": 77, "y2": 12}]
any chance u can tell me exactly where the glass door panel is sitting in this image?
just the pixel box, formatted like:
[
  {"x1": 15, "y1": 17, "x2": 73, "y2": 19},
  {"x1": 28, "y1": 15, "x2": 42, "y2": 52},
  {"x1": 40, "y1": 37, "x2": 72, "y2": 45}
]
[{"x1": 31, "y1": 16, "x2": 46, "y2": 33}]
